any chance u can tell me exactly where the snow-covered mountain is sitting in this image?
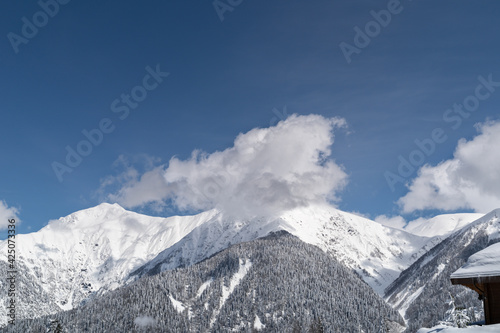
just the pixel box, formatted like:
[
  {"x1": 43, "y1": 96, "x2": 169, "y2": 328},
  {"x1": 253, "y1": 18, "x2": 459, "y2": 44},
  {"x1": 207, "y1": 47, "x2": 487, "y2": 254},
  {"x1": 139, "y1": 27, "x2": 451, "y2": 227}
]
[
  {"x1": 404, "y1": 213, "x2": 483, "y2": 238},
  {"x1": 134, "y1": 203, "x2": 437, "y2": 295},
  {"x1": 0, "y1": 203, "x2": 219, "y2": 325},
  {"x1": 4, "y1": 232, "x2": 405, "y2": 332},
  {"x1": 0, "y1": 202, "x2": 436, "y2": 325},
  {"x1": 385, "y1": 209, "x2": 500, "y2": 332}
]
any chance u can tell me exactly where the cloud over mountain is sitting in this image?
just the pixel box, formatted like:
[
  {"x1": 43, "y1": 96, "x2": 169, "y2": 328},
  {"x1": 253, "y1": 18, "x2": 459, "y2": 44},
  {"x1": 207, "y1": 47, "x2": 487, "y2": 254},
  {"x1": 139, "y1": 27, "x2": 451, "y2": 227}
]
[{"x1": 100, "y1": 114, "x2": 348, "y2": 218}]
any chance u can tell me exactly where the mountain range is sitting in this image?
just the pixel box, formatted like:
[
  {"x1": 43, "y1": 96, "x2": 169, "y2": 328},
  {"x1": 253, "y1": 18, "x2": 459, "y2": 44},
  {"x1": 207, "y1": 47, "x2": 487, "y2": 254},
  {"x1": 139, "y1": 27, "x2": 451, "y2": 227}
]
[{"x1": 1, "y1": 203, "x2": 498, "y2": 332}]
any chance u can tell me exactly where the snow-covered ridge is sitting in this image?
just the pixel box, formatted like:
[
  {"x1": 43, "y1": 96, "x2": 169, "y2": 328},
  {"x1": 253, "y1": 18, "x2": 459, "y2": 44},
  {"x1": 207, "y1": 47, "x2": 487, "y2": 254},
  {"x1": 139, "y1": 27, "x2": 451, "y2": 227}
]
[
  {"x1": 404, "y1": 213, "x2": 484, "y2": 238},
  {"x1": 136, "y1": 203, "x2": 436, "y2": 295},
  {"x1": 0, "y1": 203, "x2": 218, "y2": 325},
  {"x1": 278, "y1": 205, "x2": 437, "y2": 294}
]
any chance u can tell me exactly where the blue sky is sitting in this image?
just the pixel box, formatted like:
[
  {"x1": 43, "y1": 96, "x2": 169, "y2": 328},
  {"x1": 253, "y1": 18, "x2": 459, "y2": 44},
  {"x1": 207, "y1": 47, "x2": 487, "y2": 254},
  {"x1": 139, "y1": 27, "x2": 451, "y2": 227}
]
[{"x1": 2, "y1": 0, "x2": 500, "y2": 235}]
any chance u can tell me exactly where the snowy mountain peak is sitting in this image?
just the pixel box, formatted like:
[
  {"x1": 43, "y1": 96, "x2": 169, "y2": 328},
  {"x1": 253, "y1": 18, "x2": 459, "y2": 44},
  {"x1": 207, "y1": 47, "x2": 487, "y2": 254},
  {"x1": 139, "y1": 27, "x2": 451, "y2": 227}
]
[
  {"x1": 404, "y1": 213, "x2": 484, "y2": 238},
  {"x1": 52, "y1": 202, "x2": 129, "y2": 226},
  {"x1": 0, "y1": 204, "x2": 218, "y2": 325}
]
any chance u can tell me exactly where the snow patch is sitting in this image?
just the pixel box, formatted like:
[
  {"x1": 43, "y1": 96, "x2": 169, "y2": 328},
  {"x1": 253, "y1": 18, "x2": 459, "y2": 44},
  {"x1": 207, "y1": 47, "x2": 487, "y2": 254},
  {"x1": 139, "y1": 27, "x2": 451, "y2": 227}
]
[
  {"x1": 395, "y1": 286, "x2": 425, "y2": 319},
  {"x1": 254, "y1": 315, "x2": 265, "y2": 330},
  {"x1": 168, "y1": 295, "x2": 186, "y2": 313},
  {"x1": 210, "y1": 258, "x2": 252, "y2": 327},
  {"x1": 417, "y1": 324, "x2": 500, "y2": 332},
  {"x1": 196, "y1": 278, "x2": 213, "y2": 298},
  {"x1": 431, "y1": 263, "x2": 447, "y2": 281},
  {"x1": 221, "y1": 258, "x2": 252, "y2": 306}
]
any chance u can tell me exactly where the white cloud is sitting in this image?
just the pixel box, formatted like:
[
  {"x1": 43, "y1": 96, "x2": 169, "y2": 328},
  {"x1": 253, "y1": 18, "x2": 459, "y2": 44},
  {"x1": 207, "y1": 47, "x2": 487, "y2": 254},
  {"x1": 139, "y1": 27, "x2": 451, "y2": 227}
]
[
  {"x1": 96, "y1": 155, "x2": 170, "y2": 212},
  {"x1": 101, "y1": 114, "x2": 349, "y2": 218},
  {"x1": 134, "y1": 316, "x2": 156, "y2": 328},
  {"x1": 106, "y1": 166, "x2": 170, "y2": 210},
  {"x1": 399, "y1": 120, "x2": 500, "y2": 213},
  {"x1": 0, "y1": 201, "x2": 20, "y2": 230},
  {"x1": 374, "y1": 214, "x2": 406, "y2": 230}
]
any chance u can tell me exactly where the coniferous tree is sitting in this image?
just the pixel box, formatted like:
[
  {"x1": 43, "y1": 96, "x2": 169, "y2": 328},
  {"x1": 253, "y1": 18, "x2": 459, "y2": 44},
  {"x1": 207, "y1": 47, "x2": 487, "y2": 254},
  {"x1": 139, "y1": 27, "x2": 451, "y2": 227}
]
[{"x1": 292, "y1": 320, "x2": 302, "y2": 333}]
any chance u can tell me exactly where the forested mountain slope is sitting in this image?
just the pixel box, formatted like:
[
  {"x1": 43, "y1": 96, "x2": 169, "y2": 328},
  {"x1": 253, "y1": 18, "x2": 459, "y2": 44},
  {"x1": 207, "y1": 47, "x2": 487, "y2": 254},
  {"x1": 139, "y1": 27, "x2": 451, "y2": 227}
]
[{"x1": 4, "y1": 231, "x2": 405, "y2": 333}]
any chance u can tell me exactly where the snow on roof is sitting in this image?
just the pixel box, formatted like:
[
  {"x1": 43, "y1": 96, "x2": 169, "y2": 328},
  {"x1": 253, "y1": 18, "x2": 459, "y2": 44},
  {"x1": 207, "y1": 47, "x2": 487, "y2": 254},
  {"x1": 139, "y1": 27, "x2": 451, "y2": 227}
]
[
  {"x1": 418, "y1": 324, "x2": 500, "y2": 333},
  {"x1": 451, "y1": 242, "x2": 500, "y2": 279}
]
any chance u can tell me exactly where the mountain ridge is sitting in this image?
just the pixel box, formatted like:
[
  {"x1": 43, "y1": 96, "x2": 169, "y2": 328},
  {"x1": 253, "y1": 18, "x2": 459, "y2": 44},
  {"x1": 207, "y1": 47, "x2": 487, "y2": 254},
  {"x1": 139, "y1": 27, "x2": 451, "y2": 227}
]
[
  {"x1": 132, "y1": 203, "x2": 437, "y2": 295},
  {"x1": 0, "y1": 202, "x2": 494, "y2": 328}
]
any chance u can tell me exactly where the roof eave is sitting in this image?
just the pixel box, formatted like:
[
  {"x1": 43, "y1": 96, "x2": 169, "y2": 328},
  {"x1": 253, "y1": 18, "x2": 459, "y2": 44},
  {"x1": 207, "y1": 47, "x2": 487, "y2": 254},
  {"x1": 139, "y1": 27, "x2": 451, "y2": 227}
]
[{"x1": 451, "y1": 275, "x2": 500, "y2": 286}]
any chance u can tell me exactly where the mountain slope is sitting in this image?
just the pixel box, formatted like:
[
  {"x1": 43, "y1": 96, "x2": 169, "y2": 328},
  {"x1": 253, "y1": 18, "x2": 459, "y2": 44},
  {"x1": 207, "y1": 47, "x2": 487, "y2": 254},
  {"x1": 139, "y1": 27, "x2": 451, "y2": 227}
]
[
  {"x1": 404, "y1": 213, "x2": 483, "y2": 238},
  {"x1": 0, "y1": 203, "x2": 436, "y2": 325},
  {"x1": 4, "y1": 232, "x2": 405, "y2": 333},
  {"x1": 0, "y1": 203, "x2": 218, "y2": 326},
  {"x1": 385, "y1": 209, "x2": 500, "y2": 332},
  {"x1": 133, "y1": 203, "x2": 436, "y2": 295}
]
